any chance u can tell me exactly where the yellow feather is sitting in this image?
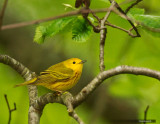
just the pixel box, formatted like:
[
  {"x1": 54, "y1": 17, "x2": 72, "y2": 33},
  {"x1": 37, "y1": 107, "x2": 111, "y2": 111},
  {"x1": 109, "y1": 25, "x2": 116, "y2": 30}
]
[{"x1": 14, "y1": 58, "x2": 86, "y2": 91}]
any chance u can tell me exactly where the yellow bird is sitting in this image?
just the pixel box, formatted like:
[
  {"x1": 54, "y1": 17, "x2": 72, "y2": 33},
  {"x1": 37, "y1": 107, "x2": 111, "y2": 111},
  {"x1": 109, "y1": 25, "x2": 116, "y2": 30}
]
[{"x1": 15, "y1": 58, "x2": 86, "y2": 92}]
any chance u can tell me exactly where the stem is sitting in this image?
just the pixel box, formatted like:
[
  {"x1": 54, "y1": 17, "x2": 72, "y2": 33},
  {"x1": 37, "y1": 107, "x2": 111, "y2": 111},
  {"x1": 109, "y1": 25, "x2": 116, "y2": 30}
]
[
  {"x1": 99, "y1": 1, "x2": 116, "y2": 72},
  {"x1": 109, "y1": 0, "x2": 140, "y2": 37},
  {"x1": 125, "y1": 0, "x2": 143, "y2": 14},
  {"x1": 1, "y1": 8, "x2": 110, "y2": 30},
  {"x1": 4, "y1": 94, "x2": 16, "y2": 124},
  {"x1": 144, "y1": 105, "x2": 149, "y2": 124}
]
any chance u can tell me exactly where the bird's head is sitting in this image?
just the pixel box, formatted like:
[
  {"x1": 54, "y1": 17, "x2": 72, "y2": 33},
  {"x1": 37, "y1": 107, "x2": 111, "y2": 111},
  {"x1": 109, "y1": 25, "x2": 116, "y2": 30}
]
[{"x1": 63, "y1": 58, "x2": 86, "y2": 72}]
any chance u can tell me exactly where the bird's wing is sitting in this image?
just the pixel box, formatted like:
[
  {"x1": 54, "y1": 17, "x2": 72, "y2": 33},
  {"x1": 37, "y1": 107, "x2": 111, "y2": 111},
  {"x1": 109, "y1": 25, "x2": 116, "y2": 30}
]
[{"x1": 35, "y1": 64, "x2": 74, "y2": 85}]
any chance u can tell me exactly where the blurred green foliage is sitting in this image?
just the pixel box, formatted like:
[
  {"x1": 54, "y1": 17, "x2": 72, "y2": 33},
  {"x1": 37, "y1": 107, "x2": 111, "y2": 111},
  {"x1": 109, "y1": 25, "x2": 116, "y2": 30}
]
[{"x1": 1, "y1": 0, "x2": 160, "y2": 124}]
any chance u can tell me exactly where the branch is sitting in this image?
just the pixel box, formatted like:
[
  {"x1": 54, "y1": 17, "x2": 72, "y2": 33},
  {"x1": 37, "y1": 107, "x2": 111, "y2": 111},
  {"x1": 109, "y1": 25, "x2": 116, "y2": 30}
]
[
  {"x1": 90, "y1": 9, "x2": 100, "y2": 22},
  {"x1": 99, "y1": 1, "x2": 116, "y2": 72},
  {"x1": 61, "y1": 93, "x2": 84, "y2": 124},
  {"x1": 69, "y1": 110, "x2": 84, "y2": 124},
  {"x1": 109, "y1": 0, "x2": 140, "y2": 37},
  {"x1": 4, "y1": 94, "x2": 16, "y2": 124},
  {"x1": 125, "y1": 0, "x2": 143, "y2": 14},
  {"x1": 1, "y1": 7, "x2": 137, "y2": 31},
  {"x1": 1, "y1": 8, "x2": 110, "y2": 30},
  {"x1": 144, "y1": 105, "x2": 149, "y2": 124},
  {"x1": 73, "y1": 65, "x2": 160, "y2": 107},
  {"x1": 0, "y1": 55, "x2": 38, "y2": 124},
  {"x1": 85, "y1": 17, "x2": 100, "y2": 33},
  {"x1": 0, "y1": 0, "x2": 8, "y2": 29},
  {"x1": 105, "y1": 22, "x2": 138, "y2": 37},
  {"x1": 36, "y1": 92, "x2": 84, "y2": 124}
]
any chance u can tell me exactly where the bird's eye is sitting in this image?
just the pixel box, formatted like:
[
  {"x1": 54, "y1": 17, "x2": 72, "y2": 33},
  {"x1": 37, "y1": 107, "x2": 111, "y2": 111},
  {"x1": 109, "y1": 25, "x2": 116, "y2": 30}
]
[{"x1": 73, "y1": 61, "x2": 76, "y2": 64}]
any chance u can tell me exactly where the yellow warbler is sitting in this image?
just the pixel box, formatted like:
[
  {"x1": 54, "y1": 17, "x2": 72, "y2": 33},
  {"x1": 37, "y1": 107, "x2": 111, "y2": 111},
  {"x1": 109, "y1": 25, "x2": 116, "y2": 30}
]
[{"x1": 15, "y1": 58, "x2": 86, "y2": 91}]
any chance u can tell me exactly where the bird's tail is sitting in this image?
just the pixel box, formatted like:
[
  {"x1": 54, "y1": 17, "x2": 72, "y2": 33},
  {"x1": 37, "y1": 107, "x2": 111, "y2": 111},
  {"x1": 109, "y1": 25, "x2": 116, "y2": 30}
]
[{"x1": 14, "y1": 78, "x2": 37, "y2": 88}]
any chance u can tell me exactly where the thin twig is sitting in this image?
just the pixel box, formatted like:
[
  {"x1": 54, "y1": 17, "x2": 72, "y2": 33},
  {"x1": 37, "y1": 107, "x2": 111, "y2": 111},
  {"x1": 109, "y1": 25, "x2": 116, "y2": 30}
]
[
  {"x1": 85, "y1": 17, "x2": 100, "y2": 33},
  {"x1": 144, "y1": 105, "x2": 149, "y2": 124},
  {"x1": 4, "y1": 94, "x2": 16, "y2": 124},
  {"x1": 1, "y1": 8, "x2": 110, "y2": 30},
  {"x1": 105, "y1": 22, "x2": 138, "y2": 37},
  {"x1": 89, "y1": 9, "x2": 101, "y2": 22},
  {"x1": 109, "y1": 0, "x2": 140, "y2": 37},
  {"x1": 125, "y1": 0, "x2": 143, "y2": 14},
  {"x1": 1, "y1": 7, "x2": 136, "y2": 31},
  {"x1": 0, "y1": 0, "x2": 8, "y2": 29},
  {"x1": 103, "y1": 1, "x2": 116, "y2": 22}
]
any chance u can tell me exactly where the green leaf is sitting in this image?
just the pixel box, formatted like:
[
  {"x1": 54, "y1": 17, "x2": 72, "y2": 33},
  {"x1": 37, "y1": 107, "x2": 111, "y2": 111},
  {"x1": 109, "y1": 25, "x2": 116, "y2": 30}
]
[
  {"x1": 34, "y1": 16, "x2": 76, "y2": 44},
  {"x1": 128, "y1": 8, "x2": 160, "y2": 37},
  {"x1": 34, "y1": 26, "x2": 46, "y2": 44},
  {"x1": 72, "y1": 16, "x2": 92, "y2": 42},
  {"x1": 127, "y1": 8, "x2": 145, "y2": 17}
]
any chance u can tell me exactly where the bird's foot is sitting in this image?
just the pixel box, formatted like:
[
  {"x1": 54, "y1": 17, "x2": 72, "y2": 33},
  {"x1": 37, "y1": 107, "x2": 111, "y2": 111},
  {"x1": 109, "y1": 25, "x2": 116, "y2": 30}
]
[{"x1": 53, "y1": 90, "x2": 63, "y2": 96}]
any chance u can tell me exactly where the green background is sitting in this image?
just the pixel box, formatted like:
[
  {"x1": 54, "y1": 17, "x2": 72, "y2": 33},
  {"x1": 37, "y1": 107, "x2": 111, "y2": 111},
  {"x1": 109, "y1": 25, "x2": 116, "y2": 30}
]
[{"x1": 0, "y1": 0, "x2": 160, "y2": 123}]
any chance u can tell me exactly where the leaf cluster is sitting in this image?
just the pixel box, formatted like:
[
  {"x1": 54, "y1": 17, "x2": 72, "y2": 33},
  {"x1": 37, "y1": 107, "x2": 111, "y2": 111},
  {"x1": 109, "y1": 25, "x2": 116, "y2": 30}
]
[{"x1": 34, "y1": 16, "x2": 92, "y2": 43}]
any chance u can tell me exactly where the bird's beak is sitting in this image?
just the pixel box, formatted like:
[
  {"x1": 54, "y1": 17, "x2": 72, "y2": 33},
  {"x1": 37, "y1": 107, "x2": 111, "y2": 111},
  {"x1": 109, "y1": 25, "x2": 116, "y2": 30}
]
[{"x1": 79, "y1": 60, "x2": 87, "y2": 64}]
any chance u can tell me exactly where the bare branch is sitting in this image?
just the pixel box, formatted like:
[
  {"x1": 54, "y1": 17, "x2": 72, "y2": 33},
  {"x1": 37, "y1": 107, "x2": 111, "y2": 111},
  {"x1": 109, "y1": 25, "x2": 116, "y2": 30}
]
[
  {"x1": 0, "y1": 0, "x2": 8, "y2": 29},
  {"x1": 90, "y1": 9, "x2": 101, "y2": 22},
  {"x1": 99, "y1": 1, "x2": 116, "y2": 72},
  {"x1": 1, "y1": 7, "x2": 136, "y2": 31},
  {"x1": 1, "y1": 8, "x2": 110, "y2": 30},
  {"x1": 144, "y1": 105, "x2": 149, "y2": 124},
  {"x1": 103, "y1": 1, "x2": 116, "y2": 22},
  {"x1": 69, "y1": 110, "x2": 84, "y2": 124},
  {"x1": 85, "y1": 17, "x2": 100, "y2": 33},
  {"x1": 125, "y1": 0, "x2": 143, "y2": 14},
  {"x1": 36, "y1": 92, "x2": 84, "y2": 124},
  {"x1": 105, "y1": 22, "x2": 138, "y2": 37},
  {"x1": 4, "y1": 94, "x2": 16, "y2": 124},
  {"x1": 109, "y1": 0, "x2": 140, "y2": 37},
  {"x1": 73, "y1": 65, "x2": 160, "y2": 107},
  {"x1": 99, "y1": 25, "x2": 106, "y2": 72},
  {"x1": 34, "y1": 93, "x2": 62, "y2": 111},
  {"x1": 61, "y1": 93, "x2": 85, "y2": 124},
  {"x1": 0, "y1": 55, "x2": 38, "y2": 124}
]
